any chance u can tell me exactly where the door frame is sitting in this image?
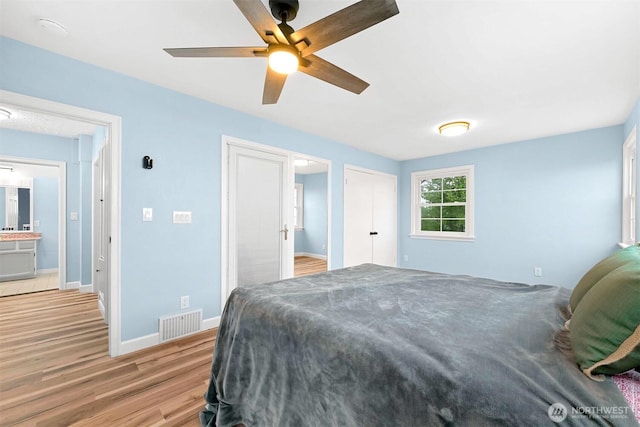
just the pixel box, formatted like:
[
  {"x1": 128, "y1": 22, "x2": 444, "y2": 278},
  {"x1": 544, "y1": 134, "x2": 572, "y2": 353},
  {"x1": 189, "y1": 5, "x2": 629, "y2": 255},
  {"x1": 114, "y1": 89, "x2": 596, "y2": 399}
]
[
  {"x1": 220, "y1": 135, "x2": 332, "y2": 304},
  {"x1": 0, "y1": 90, "x2": 122, "y2": 357},
  {"x1": 0, "y1": 155, "x2": 66, "y2": 287}
]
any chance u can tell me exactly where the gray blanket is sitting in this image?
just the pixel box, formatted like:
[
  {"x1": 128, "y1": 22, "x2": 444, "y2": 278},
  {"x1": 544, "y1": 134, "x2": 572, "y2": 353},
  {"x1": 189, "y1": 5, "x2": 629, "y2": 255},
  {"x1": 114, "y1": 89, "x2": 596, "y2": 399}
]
[{"x1": 201, "y1": 264, "x2": 637, "y2": 426}]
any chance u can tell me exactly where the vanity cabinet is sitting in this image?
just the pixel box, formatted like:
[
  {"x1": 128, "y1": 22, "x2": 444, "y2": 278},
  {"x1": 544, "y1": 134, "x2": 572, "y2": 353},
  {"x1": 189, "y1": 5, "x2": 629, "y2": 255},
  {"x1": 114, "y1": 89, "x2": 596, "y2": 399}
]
[{"x1": 0, "y1": 234, "x2": 39, "y2": 281}]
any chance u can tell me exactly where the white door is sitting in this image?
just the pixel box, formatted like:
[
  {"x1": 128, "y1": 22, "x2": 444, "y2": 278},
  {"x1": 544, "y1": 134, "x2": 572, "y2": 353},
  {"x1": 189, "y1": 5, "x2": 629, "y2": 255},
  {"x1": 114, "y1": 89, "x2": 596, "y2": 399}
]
[
  {"x1": 228, "y1": 145, "x2": 291, "y2": 290},
  {"x1": 93, "y1": 145, "x2": 109, "y2": 323},
  {"x1": 343, "y1": 168, "x2": 397, "y2": 267},
  {"x1": 372, "y1": 173, "x2": 397, "y2": 266},
  {"x1": 344, "y1": 169, "x2": 374, "y2": 267}
]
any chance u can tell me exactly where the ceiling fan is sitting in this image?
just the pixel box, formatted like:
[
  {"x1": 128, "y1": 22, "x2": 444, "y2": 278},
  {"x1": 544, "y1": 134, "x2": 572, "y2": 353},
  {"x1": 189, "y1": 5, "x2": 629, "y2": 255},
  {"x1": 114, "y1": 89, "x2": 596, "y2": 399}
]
[{"x1": 164, "y1": 0, "x2": 399, "y2": 104}]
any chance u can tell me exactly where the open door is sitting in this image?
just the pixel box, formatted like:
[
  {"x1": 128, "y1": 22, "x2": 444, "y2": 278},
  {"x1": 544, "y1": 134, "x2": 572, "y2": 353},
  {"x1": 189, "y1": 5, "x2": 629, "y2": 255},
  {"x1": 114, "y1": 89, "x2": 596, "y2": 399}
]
[
  {"x1": 227, "y1": 143, "x2": 291, "y2": 293},
  {"x1": 93, "y1": 145, "x2": 109, "y2": 323}
]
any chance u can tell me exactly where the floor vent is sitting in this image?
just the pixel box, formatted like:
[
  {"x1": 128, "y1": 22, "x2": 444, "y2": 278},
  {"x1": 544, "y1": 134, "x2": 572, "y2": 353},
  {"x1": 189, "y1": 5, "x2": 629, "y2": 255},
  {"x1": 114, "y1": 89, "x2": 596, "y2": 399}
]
[{"x1": 159, "y1": 309, "x2": 202, "y2": 343}]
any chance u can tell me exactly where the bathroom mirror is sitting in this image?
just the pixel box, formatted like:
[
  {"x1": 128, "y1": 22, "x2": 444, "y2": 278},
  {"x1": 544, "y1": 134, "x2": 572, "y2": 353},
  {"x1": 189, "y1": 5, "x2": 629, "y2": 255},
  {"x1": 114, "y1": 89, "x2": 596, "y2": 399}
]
[{"x1": 0, "y1": 182, "x2": 33, "y2": 231}]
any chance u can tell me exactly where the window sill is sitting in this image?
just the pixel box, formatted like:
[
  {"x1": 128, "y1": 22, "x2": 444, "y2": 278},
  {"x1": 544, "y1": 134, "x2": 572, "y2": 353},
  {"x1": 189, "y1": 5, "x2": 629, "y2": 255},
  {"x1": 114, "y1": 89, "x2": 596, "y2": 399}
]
[{"x1": 409, "y1": 233, "x2": 475, "y2": 242}]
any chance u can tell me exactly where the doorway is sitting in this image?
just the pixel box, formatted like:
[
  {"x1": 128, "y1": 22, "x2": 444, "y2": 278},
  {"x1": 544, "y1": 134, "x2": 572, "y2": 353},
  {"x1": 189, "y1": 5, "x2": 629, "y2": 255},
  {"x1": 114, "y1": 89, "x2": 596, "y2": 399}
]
[
  {"x1": 0, "y1": 159, "x2": 64, "y2": 295},
  {"x1": 293, "y1": 156, "x2": 330, "y2": 277},
  {"x1": 221, "y1": 135, "x2": 332, "y2": 303},
  {"x1": 0, "y1": 90, "x2": 122, "y2": 356}
]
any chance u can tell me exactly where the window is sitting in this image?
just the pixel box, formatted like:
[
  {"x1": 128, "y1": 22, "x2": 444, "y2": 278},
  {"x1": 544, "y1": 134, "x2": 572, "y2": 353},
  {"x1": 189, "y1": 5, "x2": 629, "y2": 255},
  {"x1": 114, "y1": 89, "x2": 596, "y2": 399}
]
[
  {"x1": 411, "y1": 165, "x2": 474, "y2": 241},
  {"x1": 622, "y1": 128, "x2": 637, "y2": 246},
  {"x1": 294, "y1": 183, "x2": 304, "y2": 230}
]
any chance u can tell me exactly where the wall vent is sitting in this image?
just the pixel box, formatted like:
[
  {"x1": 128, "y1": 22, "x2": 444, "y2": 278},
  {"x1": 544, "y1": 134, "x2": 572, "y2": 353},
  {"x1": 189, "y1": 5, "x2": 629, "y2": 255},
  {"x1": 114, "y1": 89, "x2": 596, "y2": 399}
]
[{"x1": 159, "y1": 309, "x2": 202, "y2": 343}]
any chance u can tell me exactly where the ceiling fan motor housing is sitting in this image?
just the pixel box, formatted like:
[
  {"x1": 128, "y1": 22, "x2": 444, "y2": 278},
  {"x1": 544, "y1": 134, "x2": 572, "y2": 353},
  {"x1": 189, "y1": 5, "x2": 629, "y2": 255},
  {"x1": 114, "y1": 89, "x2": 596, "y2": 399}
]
[{"x1": 269, "y1": 0, "x2": 299, "y2": 22}]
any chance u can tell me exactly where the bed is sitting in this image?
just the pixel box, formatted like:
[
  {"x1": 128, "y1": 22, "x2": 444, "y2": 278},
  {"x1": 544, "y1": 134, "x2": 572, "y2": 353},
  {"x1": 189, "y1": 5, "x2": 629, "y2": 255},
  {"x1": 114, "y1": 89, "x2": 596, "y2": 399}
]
[{"x1": 200, "y1": 264, "x2": 639, "y2": 426}]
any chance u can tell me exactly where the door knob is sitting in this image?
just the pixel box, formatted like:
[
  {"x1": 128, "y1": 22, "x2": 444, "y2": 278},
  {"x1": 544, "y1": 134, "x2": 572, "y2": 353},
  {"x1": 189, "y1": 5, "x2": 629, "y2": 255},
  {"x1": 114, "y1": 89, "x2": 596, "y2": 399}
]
[{"x1": 369, "y1": 231, "x2": 378, "y2": 235}]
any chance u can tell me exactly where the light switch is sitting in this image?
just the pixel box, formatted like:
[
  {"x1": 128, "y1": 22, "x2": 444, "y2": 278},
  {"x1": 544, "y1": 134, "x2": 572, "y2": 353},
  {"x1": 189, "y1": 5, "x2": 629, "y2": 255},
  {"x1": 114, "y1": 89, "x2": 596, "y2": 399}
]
[
  {"x1": 33, "y1": 220, "x2": 41, "y2": 227},
  {"x1": 70, "y1": 212, "x2": 79, "y2": 221},
  {"x1": 173, "y1": 211, "x2": 192, "y2": 224},
  {"x1": 143, "y1": 208, "x2": 153, "y2": 222}
]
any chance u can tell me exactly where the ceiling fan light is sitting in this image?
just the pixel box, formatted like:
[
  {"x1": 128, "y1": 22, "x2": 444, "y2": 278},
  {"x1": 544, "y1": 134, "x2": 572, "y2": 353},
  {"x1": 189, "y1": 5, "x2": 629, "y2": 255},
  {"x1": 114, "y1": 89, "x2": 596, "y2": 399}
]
[
  {"x1": 438, "y1": 121, "x2": 470, "y2": 136},
  {"x1": 268, "y1": 47, "x2": 299, "y2": 75}
]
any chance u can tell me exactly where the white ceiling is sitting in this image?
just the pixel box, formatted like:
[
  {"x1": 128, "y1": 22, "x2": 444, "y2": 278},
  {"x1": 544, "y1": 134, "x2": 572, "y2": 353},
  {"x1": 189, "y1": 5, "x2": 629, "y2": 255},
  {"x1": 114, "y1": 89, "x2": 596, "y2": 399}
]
[
  {"x1": 0, "y1": 0, "x2": 638, "y2": 161},
  {"x1": 0, "y1": 108, "x2": 99, "y2": 139}
]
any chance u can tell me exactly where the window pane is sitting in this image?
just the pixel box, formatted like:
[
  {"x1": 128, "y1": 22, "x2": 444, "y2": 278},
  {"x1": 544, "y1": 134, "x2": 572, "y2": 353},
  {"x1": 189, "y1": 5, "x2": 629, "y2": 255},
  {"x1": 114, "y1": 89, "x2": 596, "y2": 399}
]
[
  {"x1": 443, "y1": 176, "x2": 466, "y2": 190},
  {"x1": 421, "y1": 178, "x2": 443, "y2": 204},
  {"x1": 443, "y1": 189, "x2": 466, "y2": 203},
  {"x1": 421, "y1": 219, "x2": 441, "y2": 232},
  {"x1": 422, "y1": 191, "x2": 442, "y2": 204},
  {"x1": 442, "y1": 205, "x2": 465, "y2": 219},
  {"x1": 421, "y1": 178, "x2": 442, "y2": 191},
  {"x1": 421, "y1": 206, "x2": 441, "y2": 219},
  {"x1": 442, "y1": 219, "x2": 465, "y2": 232}
]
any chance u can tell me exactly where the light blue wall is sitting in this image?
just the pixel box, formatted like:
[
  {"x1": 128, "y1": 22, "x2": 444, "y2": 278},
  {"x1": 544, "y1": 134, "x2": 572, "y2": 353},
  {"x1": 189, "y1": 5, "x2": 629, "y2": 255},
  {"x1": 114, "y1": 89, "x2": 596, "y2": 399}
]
[
  {"x1": 623, "y1": 97, "x2": 640, "y2": 239},
  {"x1": 92, "y1": 126, "x2": 107, "y2": 162},
  {"x1": 1, "y1": 35, "x2": 631, "y2": 343},
  {"x1": 294, "y1": 173, "x2": 328, "y2": 256},
  {"x1": 33, "y1": 176, "x2": 59, "y2": 270},
  {"x1": 0, "y1": 128, "x2": 81, "y2": 282},
  {"x1": 398, "y1": 126, "x2": 624, "y2": 288},
  {"x1": 0, "y1": 36, "x2": 398, "y2": 341}
]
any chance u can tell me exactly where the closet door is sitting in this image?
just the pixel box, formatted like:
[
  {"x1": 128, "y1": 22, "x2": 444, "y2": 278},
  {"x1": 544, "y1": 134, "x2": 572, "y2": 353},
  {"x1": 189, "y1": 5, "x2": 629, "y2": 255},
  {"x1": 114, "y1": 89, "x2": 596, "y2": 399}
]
[
  {"x1": 344, "y1": 168, "x2": 374, "y2": 267},
  {"x1": 343, "y1": 168, "x2": 397, "y2": 268},
  {"x1": 372, "y1": 173, "x2": 397, "y2": 267}
]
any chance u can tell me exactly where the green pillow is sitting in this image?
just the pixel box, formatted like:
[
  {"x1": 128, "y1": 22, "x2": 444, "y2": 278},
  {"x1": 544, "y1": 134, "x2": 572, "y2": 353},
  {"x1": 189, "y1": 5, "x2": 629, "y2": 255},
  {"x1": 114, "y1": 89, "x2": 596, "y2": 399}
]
[
  {"x1": 569, "y1": 244, "x2": 640, "y2": 312},
  {"x1": 569, "y1": 262, "x2": 640, "y2": 381}
]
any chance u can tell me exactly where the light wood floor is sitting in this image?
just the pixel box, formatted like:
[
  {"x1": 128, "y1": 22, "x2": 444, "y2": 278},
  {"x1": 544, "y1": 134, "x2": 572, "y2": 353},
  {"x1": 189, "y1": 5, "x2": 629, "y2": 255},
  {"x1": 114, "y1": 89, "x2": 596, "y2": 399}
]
[
  {"x1": 0, "y1": 290, "x2": 216, "y2": 426},
  {"x1": 0, "y1": 272, "x2": 59, "y2": 297},
  {"x1": 294, "y1": 256, "x2": 327, "y2": 277}
]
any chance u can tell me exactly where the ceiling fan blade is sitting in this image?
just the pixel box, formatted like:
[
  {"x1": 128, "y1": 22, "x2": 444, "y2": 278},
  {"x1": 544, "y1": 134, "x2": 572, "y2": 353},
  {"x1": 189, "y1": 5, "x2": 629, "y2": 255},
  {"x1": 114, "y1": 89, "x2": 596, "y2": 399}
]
[
  {"x1": 233, "y1": 0, "x2": 289, "y2": 45},
  {"x1": 262, "y1": 67, "x2": 288, "y2": 104},
  {"x1": 164, "y1": 47, "x2": 268, "y2": 58},
  {"x1": 290, "y1": 0, "x2": 399, "y2": 57},
  {"x1": 299, "y1": 55, "x2": 369, "y2": 94}
]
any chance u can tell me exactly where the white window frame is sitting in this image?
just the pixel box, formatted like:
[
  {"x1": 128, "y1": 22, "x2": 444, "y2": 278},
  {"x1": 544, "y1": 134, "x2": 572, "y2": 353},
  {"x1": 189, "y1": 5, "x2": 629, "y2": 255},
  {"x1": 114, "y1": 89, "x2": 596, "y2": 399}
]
[
  {"x1": 410, "y1": 165, "x2": 475, "y2": 241},
  {"x1": 294, "y1": 182, "x2": 304, "y2": 231},
  {"x1": 621, "y1": 127, "x2": 637, "y2": 247}
]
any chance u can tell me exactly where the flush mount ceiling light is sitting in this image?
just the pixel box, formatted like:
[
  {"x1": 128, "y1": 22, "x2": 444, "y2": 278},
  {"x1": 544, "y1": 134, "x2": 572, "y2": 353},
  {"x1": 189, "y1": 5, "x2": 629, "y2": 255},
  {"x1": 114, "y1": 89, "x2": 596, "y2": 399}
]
[
  {"x1": 0, "y1": 108, "x2": 11, "y2": 120},
  {"x1": 268, "y1": 44, "x2": 299, "y2": 75},
  {"x1": 37, "y1": 18, "x2": 69, "y2": 37},
  {"x1": 438, "y1": 121, "x2": 471, "y2": 137}
]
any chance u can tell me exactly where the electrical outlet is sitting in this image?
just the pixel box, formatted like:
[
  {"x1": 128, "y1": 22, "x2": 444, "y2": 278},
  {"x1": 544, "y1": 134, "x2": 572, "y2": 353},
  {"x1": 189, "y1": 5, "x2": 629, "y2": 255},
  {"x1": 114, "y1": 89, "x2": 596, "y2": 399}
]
[
  {"x1": 143, "y1": 208, "x2": 153, "y2": 222},
  {"x1": 180, "y1": 295, "x2": 189, "y2": 309},
  {"x1": 534, "y1": 267, "x2": 543, "y2": 277}
]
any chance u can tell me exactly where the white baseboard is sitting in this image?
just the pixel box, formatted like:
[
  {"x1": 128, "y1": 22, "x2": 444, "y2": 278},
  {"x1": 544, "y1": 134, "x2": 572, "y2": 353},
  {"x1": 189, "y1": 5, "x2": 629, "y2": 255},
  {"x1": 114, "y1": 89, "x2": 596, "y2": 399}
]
[
  {"x1": 294, "y1": 252, "x2": 327, "y2": 260},
  {"x1": 38, "y1": 268, "x2": 58, "y2": 274},
  {"x1": 79, "y1": 284, "x2": 93, "y2": 293},
  {"x1": 119, "y1": 315, "x2": 221, "y2": 356},
  {"x1": 203, "y1": 316, "x2": 221, "y2": 330},
  {"x1": 120, "y1": 332, "x2": 158, "y2": 355},
  {"x1": 66, "y1": 281, "x2": 81, "y2": 290}
]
